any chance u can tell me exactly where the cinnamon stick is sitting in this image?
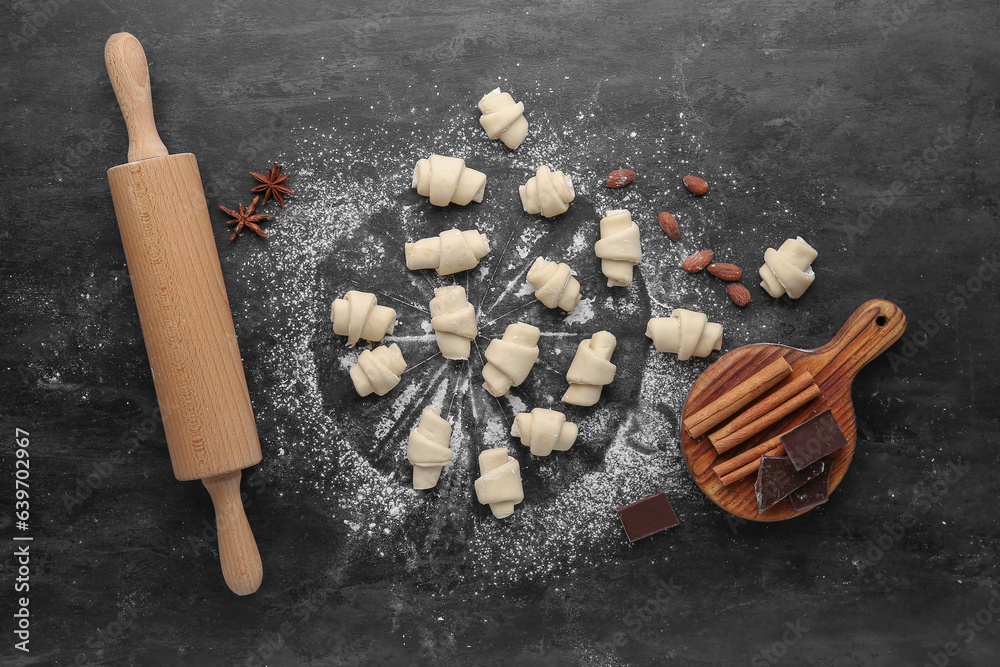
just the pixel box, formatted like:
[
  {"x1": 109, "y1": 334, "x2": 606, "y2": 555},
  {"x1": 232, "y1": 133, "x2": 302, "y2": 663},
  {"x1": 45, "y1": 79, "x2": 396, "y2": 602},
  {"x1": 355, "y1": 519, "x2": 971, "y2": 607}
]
[
  {"x1": 713, "y1": 436, "x2": 781, "y2": 478},
  {"x1": 709, "y1": 374, "x2": 821, "y2": 454},
  {"x1": 683, "y1": 358, "x2": 791, "y2": 439},
  {"x1": 719, "y1": 444, "x2": 785, "y2": 486}
]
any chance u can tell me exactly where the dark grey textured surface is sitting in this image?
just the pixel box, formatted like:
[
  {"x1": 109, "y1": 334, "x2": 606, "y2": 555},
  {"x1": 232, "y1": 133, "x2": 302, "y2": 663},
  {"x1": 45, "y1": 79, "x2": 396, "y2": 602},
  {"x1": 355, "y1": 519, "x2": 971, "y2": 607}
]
[{"x1": 2, "y1": 0, "x2": 999, "y2": 665}]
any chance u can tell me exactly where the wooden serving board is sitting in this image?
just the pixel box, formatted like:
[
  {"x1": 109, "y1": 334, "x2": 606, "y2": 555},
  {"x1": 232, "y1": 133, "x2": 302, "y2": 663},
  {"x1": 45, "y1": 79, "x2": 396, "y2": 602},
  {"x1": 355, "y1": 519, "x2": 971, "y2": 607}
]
[{"x1": 679, "y1": 299, "x2": 907, "y2": 521}]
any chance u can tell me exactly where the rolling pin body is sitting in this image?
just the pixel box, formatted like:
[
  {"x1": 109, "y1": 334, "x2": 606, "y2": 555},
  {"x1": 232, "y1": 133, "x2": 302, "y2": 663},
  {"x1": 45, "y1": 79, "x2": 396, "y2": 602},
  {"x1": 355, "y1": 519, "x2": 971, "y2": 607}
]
[{"x1": 108, "y1": 154, "x2": 261, "y2": 480}]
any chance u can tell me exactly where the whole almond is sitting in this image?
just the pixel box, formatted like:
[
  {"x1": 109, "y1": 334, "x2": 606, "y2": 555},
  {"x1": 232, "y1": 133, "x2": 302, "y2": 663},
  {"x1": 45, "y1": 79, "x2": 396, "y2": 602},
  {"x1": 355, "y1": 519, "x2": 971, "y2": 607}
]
[
  {"x1": 707, "y1": 262, "x2": 742, "y2": 281},
  {"x1": 606, "y1": 169, "x2": 636, "y2": 188},
  {"x1": 683, "y1": 175, "x2": 709, "y2": 196},
  {"x1": 682, "y1": 250, "x2": 714, "y2": 273},
  {"x1": 658, "y1": 212, "x2": 680, "y2": 241},
  {"x1": 726, "y1": 283, "x2": 752, "y2": 307}
]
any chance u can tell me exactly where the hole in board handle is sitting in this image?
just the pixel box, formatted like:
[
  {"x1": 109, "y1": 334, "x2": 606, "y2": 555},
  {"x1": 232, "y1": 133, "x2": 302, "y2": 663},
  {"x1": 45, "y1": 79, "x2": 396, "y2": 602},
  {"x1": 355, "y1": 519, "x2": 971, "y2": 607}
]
[{"x1": 875, "y1": 315, "x2": 888, "y2": 327}]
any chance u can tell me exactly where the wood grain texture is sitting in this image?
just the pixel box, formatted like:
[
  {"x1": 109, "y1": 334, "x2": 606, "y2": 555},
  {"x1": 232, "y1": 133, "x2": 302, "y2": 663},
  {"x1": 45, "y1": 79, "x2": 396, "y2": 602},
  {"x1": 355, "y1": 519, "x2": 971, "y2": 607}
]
[
  {"x1": 105, "y1": 33, "x2": 263, "y2": 597},
  {"x1": 104, "y1": 33, "x2": 168, "y2": 163},
  {"x1": 108, "y1": 153, "x2": 262, "y2": 481},
  {"x1": 680, "y1": 299, "x2": 907, "y2": 521},
  {"x1": 202, "y1": 470, "x2": 263, "y2": 596}
]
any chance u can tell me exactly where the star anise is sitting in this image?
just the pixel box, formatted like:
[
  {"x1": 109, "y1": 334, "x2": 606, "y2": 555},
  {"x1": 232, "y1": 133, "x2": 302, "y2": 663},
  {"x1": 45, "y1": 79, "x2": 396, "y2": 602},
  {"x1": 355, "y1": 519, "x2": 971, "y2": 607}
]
[
  {"x1": 219, "y1": 196, "x2": 273, "y2": 243},
  {"x1": 250, "y1": 162, "x2": 293, "y2": 207}
]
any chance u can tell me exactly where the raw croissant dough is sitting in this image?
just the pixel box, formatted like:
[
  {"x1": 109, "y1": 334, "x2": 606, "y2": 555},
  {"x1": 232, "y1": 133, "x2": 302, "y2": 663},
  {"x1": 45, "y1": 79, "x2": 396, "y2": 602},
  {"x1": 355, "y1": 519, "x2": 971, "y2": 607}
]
[
  {"x1": 330, "y1": 291, "x2": 396, "y2": 347},
  {"x1": 405, "y1": 228, "x2": 491, "y2": 275},
  {"x1": 350, "y1": 344, "x2": 406, "y2": 397},
  {"x1": 595, "y1": 209, "x2": 642, "y2": 287},
  {"x1": 512, "y1": 408, "x2": 578, "y2": 457},
  {"x1": 759, "y1": 236, "x2": 817, "y2": 299},
  {"x1": 407, "y1": 407, "x2": 454, "y2": 489},
  {"x1": 526, "y1": 257, "x2": 581, "y2": 312},
  {"x1": 412, "y1": 154, "x2": 487, "y2": 206},
  {"x1": 474, "y1": 448, "x2": 524, "y2": 519},
  {"x1": 429, "y1": 285, "x2": 477, "y2": 360},
  {"x1": 519, "y1": 165, "x2": 575, "y2": 218},
  {"x1": 478, "y1": 88, "x2": 528, "y2": 150},
  {"x1": 482, "y1": 322, "x2": 540, "y2": 397},
  {"x1": 646, "y1": 309, "x2": 723, "y2": 361},
  {"x1": 563, "y1": 331, "x2": 617, "y2": 406}
]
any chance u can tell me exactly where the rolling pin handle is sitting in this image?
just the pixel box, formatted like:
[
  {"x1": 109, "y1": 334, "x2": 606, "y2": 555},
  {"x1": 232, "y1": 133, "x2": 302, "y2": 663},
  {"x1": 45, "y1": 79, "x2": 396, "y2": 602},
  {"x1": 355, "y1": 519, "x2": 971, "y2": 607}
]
[
  {"x1": 202, "y1": 470, "x2": 263, "y2": 596},
  {"x1": 105, "y1": 32, "x2": 169, "y2": 163}
]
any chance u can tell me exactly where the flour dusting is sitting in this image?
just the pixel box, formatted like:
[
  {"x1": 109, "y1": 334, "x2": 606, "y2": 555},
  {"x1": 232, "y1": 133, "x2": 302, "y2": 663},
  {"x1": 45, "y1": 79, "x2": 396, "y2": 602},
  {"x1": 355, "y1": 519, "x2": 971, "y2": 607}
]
[{"x1": 228, "y1": 93, "x2": 735, "y2": 587}]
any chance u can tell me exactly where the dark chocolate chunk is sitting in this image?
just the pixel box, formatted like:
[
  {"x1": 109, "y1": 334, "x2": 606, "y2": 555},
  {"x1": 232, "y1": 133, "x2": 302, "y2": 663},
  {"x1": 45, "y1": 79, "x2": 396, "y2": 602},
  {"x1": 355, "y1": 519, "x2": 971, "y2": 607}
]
[
  {"x1": 781, "y1": 409, "x2": 848, "y2": 471},
  {"x1": 790, "y1": 466, "x2": 831, "y2": 512},
  {"x1": 616, "y1": 492, "x2": 680, "y2": 542},
  {"x1": 756, "y1": 456, "x2": 825, "y2": 513}
]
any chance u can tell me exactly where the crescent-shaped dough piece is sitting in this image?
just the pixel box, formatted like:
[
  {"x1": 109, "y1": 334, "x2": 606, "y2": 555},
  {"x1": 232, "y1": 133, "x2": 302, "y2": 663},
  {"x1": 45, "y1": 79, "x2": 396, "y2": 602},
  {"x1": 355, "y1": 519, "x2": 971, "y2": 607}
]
[
  {"x1": 330, "y1": 291, "x2": 397, "y2": 347},
  {"x1": 519, "y1": 165, "x2": 575, "y2": 218},
  {"x1": 482, "y1": 322, "x2": 540, "y2": 397},
  {"x1": 562, "y1": 331, "x2": 617, "y2": 406},
  {"x1": 405, "y1": 228, "x2": 491, "y2": 275},
  {"x1": 646, "y1": 309, "x2": 723, "y2": 361},
  {"x1": 412, "y1": 154, "x2": 487, "y2": 206},
  {"x1": 526, "y1": 257, "x2": 582, "y2": 312},
  {"x1": 759, "y1": 236, "x2": 817, "y2": 299},
  {"x1": 429, "y1": 285, "x2": 477, "y2": 360},
  {"x1": 350, "y1": 344, "x2": 406, "y2": 397},
  {"x1": 594, "y1": 209, "x2": 642, "y2": 287},
  {"x1": 478, "y1": 88, "x2": 529, "y2": 150},
  {"x1": 474, "y1": 448, "x2": 524, "y2": 519},
  {"x1": 407, "y1": 407, "x2": 454, "y2": 489},
  {"x1": 512, "y1": 408, "x2": 578, "y2": 457}
]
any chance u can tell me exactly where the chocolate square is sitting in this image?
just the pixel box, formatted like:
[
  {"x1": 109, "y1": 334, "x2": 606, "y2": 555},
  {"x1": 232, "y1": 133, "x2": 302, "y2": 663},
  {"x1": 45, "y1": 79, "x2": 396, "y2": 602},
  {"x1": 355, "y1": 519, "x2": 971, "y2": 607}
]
[
  {"x1": 756, "y1": 456, "x2": 825, "y2": 513},
  {"x1": 616, "y1": 492, "x2": 680, "y2": 542},
  {"x1": 781, "y1": 409, "x2": 848, "y2": 471},
  {"x1": 790, "y1": 466, "x2": 831, "y2": 512}
]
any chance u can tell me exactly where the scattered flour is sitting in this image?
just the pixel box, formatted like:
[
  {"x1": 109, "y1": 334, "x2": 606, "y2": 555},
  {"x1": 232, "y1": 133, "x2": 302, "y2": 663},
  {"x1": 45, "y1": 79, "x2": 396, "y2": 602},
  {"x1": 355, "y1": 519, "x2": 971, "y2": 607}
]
[
  {"x1": 563, "y1": 296, "x2": 596, "y2": 325},
  {"x1": 228, "y1": 92, "x2": 736, "y2": 587}
]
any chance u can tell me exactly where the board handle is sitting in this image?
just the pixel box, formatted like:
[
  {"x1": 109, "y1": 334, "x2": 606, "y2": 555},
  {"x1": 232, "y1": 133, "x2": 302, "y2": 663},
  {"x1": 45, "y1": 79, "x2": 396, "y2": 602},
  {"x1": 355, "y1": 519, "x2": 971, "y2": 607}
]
[
  {"x1": 813, "y1": 299, "x2": 907, "y2": 379},
  {"x1": 105, "y1": 32, "x2": 169, "y2": 163},
  {"x1": 202, "y1": 470, "x2": 263, "y2": 596}
]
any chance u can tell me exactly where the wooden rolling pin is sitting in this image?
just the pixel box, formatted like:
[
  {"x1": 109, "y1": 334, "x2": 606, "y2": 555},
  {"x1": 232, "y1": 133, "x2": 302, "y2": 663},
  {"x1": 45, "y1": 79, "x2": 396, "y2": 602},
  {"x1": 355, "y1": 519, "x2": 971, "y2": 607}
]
[{"x1": 105, "y1": 33, "x2": 263, "y2": 595}]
